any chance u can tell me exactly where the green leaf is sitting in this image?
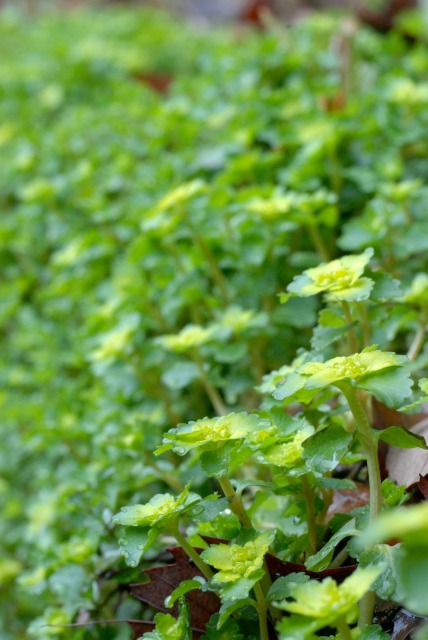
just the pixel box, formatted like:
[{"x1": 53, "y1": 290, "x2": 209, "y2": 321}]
[
  {"x1": 370, "y1": 271, "x2": 402, "y2": 301},
  {"x1": 396, "y1": 546, "x2": 428, "y2": 615},
  {"x1": 216, "y1": 571, "x2": 265, "y2": 601},
  {"x1": 356, "y1": 625, "x2": 390, "y2": 640},
  {"x1": 266, "y1": 573, "x2": 310, "y2": 601},
  {"x1": 200, "y1": 441, "x2": 239, "y2": 478},
  {"x1": 358, "y1": 544, "x2": 401, "y2": 601},
  {"x1": 188, "y1": 496, "x2": 230, "y2": 522},
  {"x1": 118, "y1": 526, "x2": 159, "y2": 568},
  {"x1": 303, "y1": 424, "x2": 353, "y2": 474},
  {"x1": 375, "y1": 426, "x2": 427, "y2": 450},
  {"x1": 161, "y1": 362, "x2": 199, "y2": 390},
  {"x1": 165, "y1": 577, "x2": 206, "y2": 608},
  {"x1": 359, "y1": 503, "x2": 428, "y2": 549},
  {"x1": 381, "y1": 478, "x2": 409, "y2": 507},
  {"x1": 358, "y1": 367, "x2": 413, "y2": 408},
  {"x1": 214, "y1": 342, "x2": 248, "y2": 364},
  {"x1": 310, "y1": 308, "x2": 353, "y2": 351},
  {"x1": 305, "y1": 519, "x2": 358, "y2": 572},
  {"x1": 276, "y1": 614, "x2": 322, "y2": 640},
  {"x1": 144, "y1": 598, "x2": 192, "y2": 640},
  {"x1": 216, "y1": 599, "x2": 256, "y2": 629}
]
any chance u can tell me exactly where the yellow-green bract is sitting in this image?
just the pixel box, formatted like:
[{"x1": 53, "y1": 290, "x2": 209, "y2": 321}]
[
  {"x1": 201, "y1": 531, "x2": 275, "y2": 584},
  {"x1": 274, "y1": 347, "x2": 406, "y2": 400},
  {"x1": 112, "y1": 485, "x2": 198, "y2": 527},
  {"x1": 275, "y1": 566, "x2": 382, "y2": 623},
  {"x1": 281, "y1": 248, "x2": 374, "y2": 302},
  {"x1": 156, "y1": 412, "x2": 271, "y2": 455}
]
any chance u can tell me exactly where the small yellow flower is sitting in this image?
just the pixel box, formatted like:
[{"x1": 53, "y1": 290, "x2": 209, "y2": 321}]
[
  {"x1": 258, "y1": 426, "x2": 315, "y2": 468},
  {"x1": 276, "y1": 567, "x2": 382, "y2": 624},
  {"x1": 156, "y1": 324, "x2": 215, "y2": 353},
  {"x1": 274, "y1": 347, "x2": 405, "y2": 401},
  {"x1": 201, "y1": 531, "x2": 274, "y2": 584},
  {"x1": 282, "y1": 249, "x2": 374, "y2": 303},
  {"x1": 402, "y1": 273, "x2": 428, "y2": 306},
  {"x1": 112, "y1": 486, "x2": 197, "y2": 527},
  {"x1": 156, "y1": 412, "x2": 263, "y2": 455}
]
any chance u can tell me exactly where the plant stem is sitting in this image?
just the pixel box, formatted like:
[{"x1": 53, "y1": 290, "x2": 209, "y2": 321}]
[
  {"x1": 192, "y1": 351, "x2": 228, "y2": 416},
  {"x1": 341, "y1": 302, "x2": 358, "y2": 354},
  {"x1": 171, "y1": 526, "x2": 214, "y2": 581},
  {"x1": 336, "y1": 383, "x2": 382, "y2": 628},
  {"x1": 357, "y1": 302, "x2": 371, "y2": 348},
  {"x1": 336, "y1": 615, "x2": 352, "y2": 640},
  {"x1": 253, "y1": 581, "x2": 270, "y2": 640},
  {"x1": 358, "y1": 590, "x2": 376, "y2": 628},
  {"x1": 328, "y1": 546, "x2": 349, "y2": 569},
  {"x1": 218, "y1": 475, "x2": 253, "y2": 529},
  {"x1": 218, "y1": 476, "x2": 277, "y2": 616},
  {"x1": 307, "y1": 224, "x2": 330, "y2": 262},
  {"x1": 181, "y1": 208, "x2": 230, "y2": 302},
  {"x1": 337, "y1": 383, "x2": 382, "y2": 522},
  {"x1": 301, "y1": 473, "x2": 317, "y2": 557},
  {"x1": 407, "y1": 316, "x2": 426, "y2": 361}
]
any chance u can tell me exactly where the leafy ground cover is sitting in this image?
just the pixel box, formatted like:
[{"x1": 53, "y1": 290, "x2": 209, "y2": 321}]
[{"x1": 2, "y1": 4, "x2": 428, "y2": 640}]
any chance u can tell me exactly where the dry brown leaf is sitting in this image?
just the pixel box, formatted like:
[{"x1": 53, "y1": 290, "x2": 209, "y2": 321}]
[
  {"x1": 386, "y1": 417, "x2": 428, "y2": 488},
  {"x1": 324, "y1": 482, "x2": 370, "y2": 523}
]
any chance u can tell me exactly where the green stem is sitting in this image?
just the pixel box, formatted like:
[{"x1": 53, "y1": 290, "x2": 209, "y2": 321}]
[
  {"x1": 181, "y1": 209, "x2": 230, "y2": 302},
  {"x1": 219, "y1": 477, "x2": 277, "y2": 614},
  {"x1": 192, "y1": 351, "x2": 228, "y2": 416},
  {"x1": 341, "y1": 301, "x2": 358, "y2": 354},
  {"x1": 357, "y1": 302, "x2": 371, "y2": 348},
  {"x1": 336, "y1": 384, "x2": 381, "y2": 628},
  {"x1": 407, "y1": 315, "x2": 426, "y2": 361},
  {"x1": 337, "y1": 383, "x2": 382, "y2": 522},
  {"x1": 328, "y1": 546, "x2": 349, "y2": 569},
  {"x1": 253, "y1": 581, "x2": 270, "y2": 640},
  {"x1": 358, "y1": 590, "x2": 376, "y2": 628},
  {"x1": 329, "y1": 143, "x2": 343, "y2": 197},
  {"x1": 218, "y1": 475, "x2": 253, "y2": 529},
  {"x1": 171, "y1": 526, "x2": 214, "y2": 581},
  {"x1": 301, "y1": 474, "x2": 317, "y2": 557},
  {"x1": 307, "y1": 224, "x2": 330, "y2": 262},
  {"x1": 336, "y1": 615, "x2": 353, "y2": 640}
]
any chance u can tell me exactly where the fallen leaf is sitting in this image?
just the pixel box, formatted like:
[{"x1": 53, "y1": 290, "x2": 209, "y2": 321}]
[
  {"x1": 133, "y1": 72, "x2": 172, "y2": 94},
  {"x1": 372, "y1": 399, "x2": 428, "y2": 479},
  {"x1": 240, "y1": 0, "x2": 273, "y2": 25},
  {"x1": 386, "y1": 418, "x2": 428, "y2": 488},
  {"x1": 324, "y1": 482, "x2": 370, "y2": 523},
  {"x1": 125, "y1": 539, "x2": 355, "y2": 639},
  {"x1": 390, "y1": 608, "x2": 427, "y2": 640},
  {"x1": 372, "y1": 399, "x2": 426, "y2": 431},
  {"x1": 129, "y1": 546, "x2": 219, "y2": 632},
  {"x1": 357, "y1": 0, "x2": 417, "y2": 33},
  {"x1": 264, "y1": 551, "x2": 355, "y2": 583}
]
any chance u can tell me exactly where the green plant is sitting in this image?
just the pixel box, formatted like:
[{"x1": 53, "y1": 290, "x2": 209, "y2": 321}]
[{"x1": 2, "y1": 4, "x2": 428, "y2": 640}]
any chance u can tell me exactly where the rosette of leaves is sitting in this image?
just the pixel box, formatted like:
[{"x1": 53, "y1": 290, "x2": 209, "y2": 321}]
[
  {"x1": 139, "y1": 598, "x2": 191, "y2": 640},
  {"x1": 281, "y1": 249, "x2": 374, "y2": 303},
  {"x1": 112, "y1": 485, "x2": 226, "y2": 574},
  {"x1": 156, "y1": 412, "x2": 275, "y2": 478},
  {"x1": 156, "y1": 324, "x2": 219, "y2": 354},
  {"x1": 255, "y1": 419, "x2": 315, "y2": 474},
  {"x1": 201, "y1": 530, "x2": 275, "y2": 601},
  {"x1": 200, "y1": 531, "x2": 276, "y2": 640},
  {"x1": 275, "y1": 567, "x2": 382, "y2": 639},
  {"x1": 273, "y1": 346, "x2": 412, "y2": 409}
]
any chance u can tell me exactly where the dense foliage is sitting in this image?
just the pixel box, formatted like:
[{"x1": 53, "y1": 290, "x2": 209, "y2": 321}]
[{"x1": 2, "y1": 5, "x2": 428, "y2": 640}]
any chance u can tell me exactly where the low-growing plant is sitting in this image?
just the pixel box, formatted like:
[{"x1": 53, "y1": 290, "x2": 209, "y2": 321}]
[
  {"x1": 113, "y1": 249, "x2": 428, "y2": 639},
  {"x1": 2, "y1": 4, "x2": 428, "y2": 640}
]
